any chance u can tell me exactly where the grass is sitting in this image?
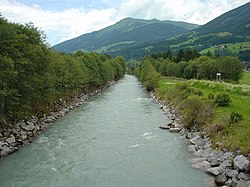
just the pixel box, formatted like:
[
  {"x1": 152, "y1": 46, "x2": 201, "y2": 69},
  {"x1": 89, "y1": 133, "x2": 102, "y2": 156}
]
[
  {"x1": 240, "y1": 72, "x2": 250, "y2": 85},
  {"x1": 156, "y1": 78, "x2": 250, "y2": 154},
  {"x1": 200, "y1": 41, "x2": 250, "y2": 55}
]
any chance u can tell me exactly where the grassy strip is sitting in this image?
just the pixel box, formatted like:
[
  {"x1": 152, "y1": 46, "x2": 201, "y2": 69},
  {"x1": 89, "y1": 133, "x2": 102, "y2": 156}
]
[
  {"x1": 156, "y1": 77, "x2": 250, "y2": 154},
  {"x1": 240, "y1": 72, "x2": 250, "y2": 85}
]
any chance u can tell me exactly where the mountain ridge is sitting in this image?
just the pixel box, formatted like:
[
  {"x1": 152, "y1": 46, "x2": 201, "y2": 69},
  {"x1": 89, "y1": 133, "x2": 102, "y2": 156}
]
[{"x1": 53, "y1": 17, "x2": 200, "y2": 53}]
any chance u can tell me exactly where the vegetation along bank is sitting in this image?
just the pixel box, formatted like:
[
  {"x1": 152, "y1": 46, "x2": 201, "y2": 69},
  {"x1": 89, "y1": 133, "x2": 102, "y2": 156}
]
[
  {"x1": 134, "y1": 55, "x2": 250, "y2": 186},
  {"x1": 0, "y1": 16, "x2": 126, "y2": 158}
]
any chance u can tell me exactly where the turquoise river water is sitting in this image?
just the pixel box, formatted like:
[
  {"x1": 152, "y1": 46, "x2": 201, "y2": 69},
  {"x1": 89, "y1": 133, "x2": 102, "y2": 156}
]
[{"x1": 0, "y1": 75, "x2": 215, "y2": 187}]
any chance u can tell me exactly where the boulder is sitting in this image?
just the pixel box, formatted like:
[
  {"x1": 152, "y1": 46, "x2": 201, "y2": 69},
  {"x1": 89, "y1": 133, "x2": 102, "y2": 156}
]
[
  {"x1": 173, "y1": 123, "x2": 181, "y2": 128},
  {"x1": 187, "y1": 145, "x2": 196, "y2": 153},
  {"x1": 169, "y1": 128, "x2": 181, "y2": 133},
  {"x1": 190, "y1": 135, "x2": 201, "y2": 145},
  {"x1": 223, "y1": 152, "x2": 235, "y2": 161},
  {"x1": 238, "y1": 172, "x2": 250, "y2": 181},
  {"x1": 0, "y1": 145, "x2": 12, "y2": 157},
  {"x1": 194, "y1": 160, "x2": 211, "y2": 171},
  {"x1": 19, "y1": 131, "x2": 27, "y2": 140},
  {"x1": 232, "y1": 177, "x2": 239, "y2": 187},
  {"x1": 214, "y1": 173, "x2": 227, "y2": 186},
  {"x1": 236, "y1": 180, "x2": 250, "y2": 187},
  {"x1": 15, "y1": 121, "x2": 25, "y2": 129},
  {"x1": 225, "y1": 179, "x2": 233, "y2": 187},
  {"x1": 186, "y1": 132, "x2": 195, "y2": 139},
  {"x1": 159, "y1": 125, "x2": 170, "y2": 130},
  {"x1": 0, "y1": 140, "x2": 7, "y2": 148},
  {"x1": 233, "y1": 155, "x2": 250, "y2": 171},
  {"x1": 209, "y1": 157, "x2": 221, "y2": 167},
  {"x1": 5, "y1": 135, "x2": 16, "y2": 144},
  {"x1": 220, "y1": 160, "x2": 233, "y2": 170},
  {"x1": 179, "y1": 128, "x2": 187, "y2": 136},
  {"x1": 206, "y1": 167, "x2": 221, "y2": 176},
  {"x1": 226, "y1": 169, "x2": 239, "y2": 178},
  {"x1": 21, "y1": 122, "x2": 35, "y2": 131}
]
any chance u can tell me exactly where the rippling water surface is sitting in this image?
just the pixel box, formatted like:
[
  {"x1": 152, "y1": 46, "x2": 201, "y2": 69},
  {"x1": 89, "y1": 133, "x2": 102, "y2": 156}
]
[{"x1": 0, "y1": 75, "x2": 214, "y2": 187}]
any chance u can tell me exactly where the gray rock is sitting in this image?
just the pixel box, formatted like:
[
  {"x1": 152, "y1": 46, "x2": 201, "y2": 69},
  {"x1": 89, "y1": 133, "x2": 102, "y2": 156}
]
[
  {"x1": 44, "y1": 116, "x2": 55, "y2": 123},
  {"x1": 15, "y1": 121, "x2": 26, "y2": 128},
  {"x1": 209, "y1": 158, "x2": 221, "y2": 167},
  {"x1": 194, "y1": 149, "x2": 205, "y2": 157},
  {"x1": 179, "y1": 128, "x2": 187, "y2": 136},
  {"x1": 220, "y1": 160, "x2": 233, "y2": 170},
  {"x1": 5, "y1": 135, "x2": 16, "y2": 144},
  {"x1": 224, "y1": 152, "x2": 235, "y2": 161},
  {"x1": 159, "y1": 125, "x2": 170, "y2": 130},
  {"x1": 169, "y1": 128, "x2": 181, "y2": 133},
  {"x1": 187, "y1": 145, "x2": 196, "y2": 153},
  {"x1": 21, "y1": 122, "x2": 35, "y2": 131},
  {"x1": 236, "y1": 180, "x2": 250, "y2": 187},
  {"x1": 238, "y1": 172, "x2": 250, "y2": 181},
  {"x1": 232, "y1": 177, "x2": 239, "y2": 187},
  {"x1": 190, "y1": 135, "x2": 201, "y2": 145},
  {"x1": 215, "y1": 173, "x2": 227, "y2": 186},
  {"x1": 206, "y1": 167, "x2": 221, "y2": 176},
  {"x1": 226, "y1": 169, "x2": 239, "y2": 178},
  {"x1": 186, "y1": 132, "x2": 195, "y2": 139},
  {"x1": 0, "y1": 140, "x2": 7, "y2": 147},
  {"x1": 233, "y1": 155, "x2": 250, "y2": 171},
  {"x1": 225, "y1": 179, "x2": 232, "y2": 187},
  {"x1": 0, "y1": 145, "x2": 12, "y2": 157},
  {"x1": 201, "y1": 147, "x2": 212, "y2": 159},
  {"x1": 174, "y1": 123, "x2": 181, "y2": 128},
  {"x1": 194, "y1": 160, "x2": 211, "y2": 171}
]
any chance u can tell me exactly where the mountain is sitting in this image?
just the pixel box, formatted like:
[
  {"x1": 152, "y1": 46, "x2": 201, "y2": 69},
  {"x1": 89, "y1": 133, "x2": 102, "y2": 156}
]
[
  {"x1": 111, "y1": 2, "x2": 250, "y2": 59},
  {"x1": 53, "y1": 18, "x2": 200, "y2": 53},
  {"x1": 195, "y1": 2, "x2": 250, "y2": 36}
]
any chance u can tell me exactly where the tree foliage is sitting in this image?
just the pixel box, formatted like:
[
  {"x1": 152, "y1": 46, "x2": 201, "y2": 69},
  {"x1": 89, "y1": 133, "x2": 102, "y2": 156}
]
[
  {"x1": 145, "y1": 54, "x2": 243, "y2": 82},
  {"x1": 0, "y1": 16, "x2": 125, "y2": 124}
]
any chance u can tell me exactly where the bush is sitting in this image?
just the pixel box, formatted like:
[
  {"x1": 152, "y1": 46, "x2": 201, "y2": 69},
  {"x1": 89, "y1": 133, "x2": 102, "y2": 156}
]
[
  {"x1": 193, "y1": 89, "x2": 203, "y2": 96},
  {"x1": 208, "y1": 93, "x2": 215, "y2": 100},
  {"x1": 176, "y1": 82, "x2": 194, "y2": 93},
  {"x1": 230, "y1": 112, "x2": 243, "y2": 124},
  {"x1": 181, "y1": 97, "x2": 215, "y2": 129},
  {"x1": 215, "y1": 93, "x2": 231, "y2": 107}
]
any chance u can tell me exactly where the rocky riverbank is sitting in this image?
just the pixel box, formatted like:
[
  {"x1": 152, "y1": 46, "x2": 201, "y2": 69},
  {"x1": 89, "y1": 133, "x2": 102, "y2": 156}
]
[
  {"x1": 0, "y1": 81, "x2": 116, "y2": 160},
  {"x1": 151, "y1": 92, "x2": 250, "y2": 187}
]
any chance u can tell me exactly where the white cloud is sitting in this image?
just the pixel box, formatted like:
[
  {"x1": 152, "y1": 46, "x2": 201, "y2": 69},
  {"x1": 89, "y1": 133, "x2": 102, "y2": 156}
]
[
  {"x1": 118, "y1": 0, "x2": 250, "y2": 24},
  {"x1": 0, "y1": 0, "x2": 117, "y2": 45},
  {"x1": 0, "y1": 0, "x2": 249, "y2": 45}
]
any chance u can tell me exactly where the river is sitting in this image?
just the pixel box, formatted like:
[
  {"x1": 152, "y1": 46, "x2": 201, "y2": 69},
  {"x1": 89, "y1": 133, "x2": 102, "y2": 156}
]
[{"x1": 0, "y1": 75, "x2": 214, "y2": 187}]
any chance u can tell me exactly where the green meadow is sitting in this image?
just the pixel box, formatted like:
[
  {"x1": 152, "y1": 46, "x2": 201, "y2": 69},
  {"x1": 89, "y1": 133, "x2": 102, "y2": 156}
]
[{"x1": 157, "y1": 77, "x2": 250, "y2": 154}]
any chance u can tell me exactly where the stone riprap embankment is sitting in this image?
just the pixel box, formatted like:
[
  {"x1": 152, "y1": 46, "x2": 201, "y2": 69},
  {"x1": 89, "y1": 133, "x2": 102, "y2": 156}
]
[
  {"x1": 0, "y1": 81, "x2": 116, "y2": 159},
  {"x1": 151, "y1": 92, "x2": 250, "y2": 187}
]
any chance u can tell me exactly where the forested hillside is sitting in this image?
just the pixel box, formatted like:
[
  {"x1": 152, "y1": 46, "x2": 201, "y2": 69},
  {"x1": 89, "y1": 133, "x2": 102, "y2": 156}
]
[
  {"x1": 109, "y1": 2, "x2": 250, "y2": 60},
  {"x1": 0, "y1": 15, "x2": 125, "y2": 124},
  {"x1": 53, "y1": 17, "x2": 199, "y2": 53}
]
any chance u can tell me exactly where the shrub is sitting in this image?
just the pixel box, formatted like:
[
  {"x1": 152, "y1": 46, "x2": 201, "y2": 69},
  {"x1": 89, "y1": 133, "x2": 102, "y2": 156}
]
[
  {"x1": 230, "y1": 112, "x2": 243, "y2": 124},
  {"x1": 193, "y1": 89, "x2": 203, "y2": 96},
  {"x1": 181, "y1": 97, "x2": 215, "y2": 129},
  {"x1": 207, "y1": 93, "x2": 215, "y2": 100},
  {"x1": 215, "y1": 93, "x2": 231, "y2": 107},
  {"x1": 176, "y1": 82, "x2": 193, "y2": 93}
]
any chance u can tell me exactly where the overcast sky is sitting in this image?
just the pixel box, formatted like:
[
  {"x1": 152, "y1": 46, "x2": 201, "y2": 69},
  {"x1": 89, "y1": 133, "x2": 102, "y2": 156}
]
[{"x1": 0, "y1": 0, "x2": 249, "y2": 45}]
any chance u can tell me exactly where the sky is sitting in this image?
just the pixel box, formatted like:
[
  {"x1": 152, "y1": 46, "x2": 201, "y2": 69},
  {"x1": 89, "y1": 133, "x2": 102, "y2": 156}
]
[{"x1": 0, "y1": 0, "x2": 249, "y2": 45}]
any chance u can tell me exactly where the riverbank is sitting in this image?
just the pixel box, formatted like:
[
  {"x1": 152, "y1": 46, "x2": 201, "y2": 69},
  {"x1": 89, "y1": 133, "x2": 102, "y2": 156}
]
[
  {"x1": 151, "y1": 92, "x2": 250, "y2": 186},
  {"x1": 0, "y1": 81, "x2": 116, "y2": 160}
]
